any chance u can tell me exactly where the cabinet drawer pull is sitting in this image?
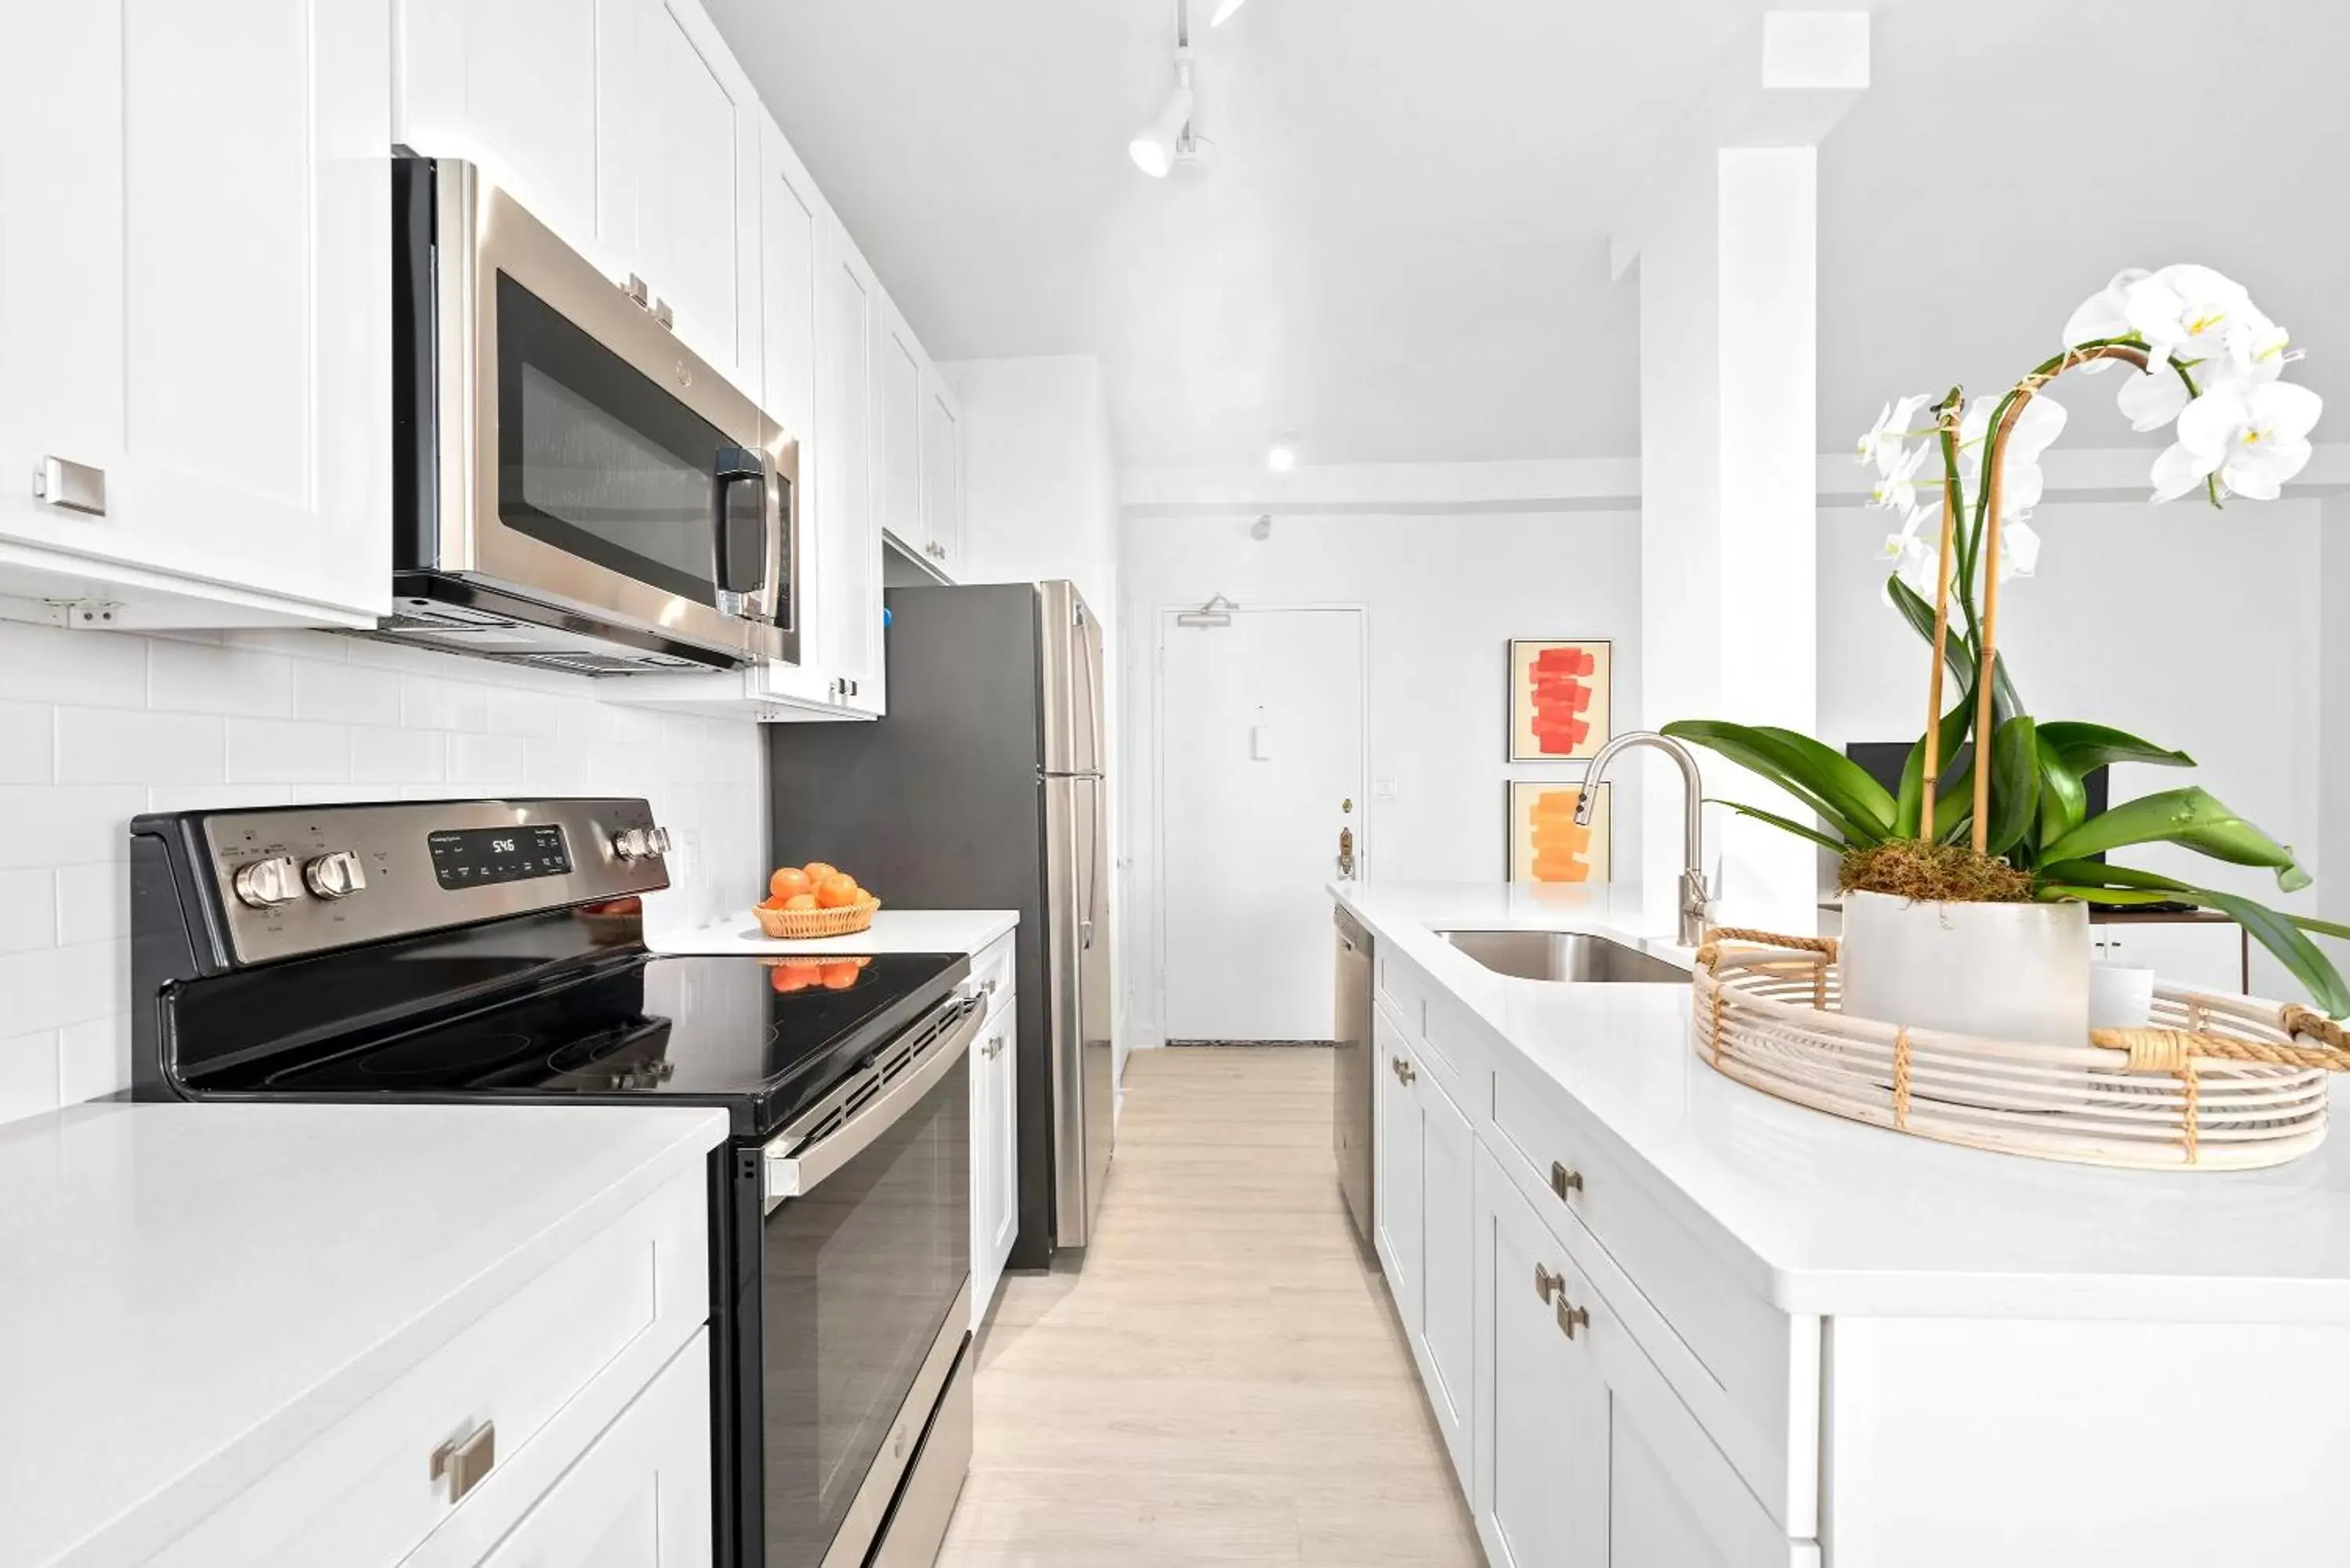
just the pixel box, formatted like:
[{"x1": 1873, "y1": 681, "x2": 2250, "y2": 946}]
[
  {"x1": 429, "y1": 1418, "x2": 496, "y2": 1504},
  {"x1": 1556, "y1": 1296, "x2": 1589, "y2": 1341},
  {"x1": 1533, "y1": 1263, "x2": 1563, "y2": 1304},
  {"x1": 1394, "y1": 1056, "x2": 1416, "y2": 1086},
  {"x1": 33, "y1": 455, "x2": 107, "y2": 516},
  {"x1": 1549, "y1": 1161, "x2": 1584, "y2": 1199}
]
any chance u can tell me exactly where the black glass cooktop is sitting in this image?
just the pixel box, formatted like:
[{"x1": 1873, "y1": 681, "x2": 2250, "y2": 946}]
[{"x1": 171, "y1": 932, "x2": 967, "y2": 1138}]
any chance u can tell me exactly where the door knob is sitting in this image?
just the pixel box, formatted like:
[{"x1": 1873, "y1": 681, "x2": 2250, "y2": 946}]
[{"x1": 1337, "y1": 826, "x2": 1356, "y2": 880}]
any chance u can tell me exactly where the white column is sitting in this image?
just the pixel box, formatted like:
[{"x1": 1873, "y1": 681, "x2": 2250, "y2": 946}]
[{"x1": 1614, "y1": 12, "x2": 1868, "y2": 928}]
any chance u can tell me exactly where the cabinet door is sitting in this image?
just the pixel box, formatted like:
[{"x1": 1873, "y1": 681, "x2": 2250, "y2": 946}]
[
  {"x1": 920, "y1": 368, "x2": 967, "y2": 578},
  {"x1": 1419, "y1": 1066, "x2": 1477, "y2": 1485},
  {"x1": 1372, "y1": 1010, "x2": 1423, "y2": 1334},
  {"x1": 990, "y1": 995, "x2": 1021, "y2": 1268},
  {"x1": 475, "y1": 1331, "x2": 713, "y2": 1568},
  {"x1": 0, "y1": 0, "x2": 389, "y2": 620},
  {"x1": 392, "y1": 0, "x2": 636, "y2": 280},
  {"x1": 971, "y1": 995, "x2": 1019, "y2": 1328},
  {"x1": 2095, "y1": 921, "x2": 2247, "y2": 994},
  {"x1": 874, "y1": 295, "x2": 927, "y2": 567},
  {"x1": 631, "y1": 0, "x2": 758, "y2": 394},
  {"x1": 1475, "y1": 1147, "x2": 1608, "y2": 1568}
]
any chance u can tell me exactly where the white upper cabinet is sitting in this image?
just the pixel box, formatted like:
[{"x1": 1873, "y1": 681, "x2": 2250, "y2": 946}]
[
  {"x1": 920, "y1": 366, "x2": 967, "y2": 580},
  {"x1": 627, "y1": 0, "x2": 761, "y2": 395},
  {"x1": 392, "y1": 0, "x2": 638, "y2": 280},
  {"x1": 875, "y1": 294, "x2": 927, "y2": 568},
  {"x1": 0, "y1": 0, "x2": 391, "y2": 626}
]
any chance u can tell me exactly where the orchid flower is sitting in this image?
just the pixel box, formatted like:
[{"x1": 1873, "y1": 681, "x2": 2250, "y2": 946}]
[
  {"x1": 2154, "y1": 381, "x2": 2325, "y2": 501},
  {"x1": 2123, "y1": 264, "x2": 2255, "y2": 370},
  {"x1": 1877, "y1": 504, "x2": 1940, "y2": 603},
  {"x1": 1867, "y1": 439, "x2": 1929, "y2": 512},
  {"x1": 1857, "y1": 393, "x2": 1932, "y2": 471},
  {"x1": 2059, "y1": 268, "x2": 2150, "y2": 363},
  {"x1": 1956, "y1": 392, "x2": 2063, "y2": 518}
]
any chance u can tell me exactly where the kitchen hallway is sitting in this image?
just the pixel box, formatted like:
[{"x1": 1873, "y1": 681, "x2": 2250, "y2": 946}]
[{"x1": 938, "y1": 1047, "x2": 1480, "y2": 1566}]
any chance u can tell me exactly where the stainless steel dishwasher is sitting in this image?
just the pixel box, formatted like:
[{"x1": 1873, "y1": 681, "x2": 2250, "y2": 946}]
[{"x1": 1333, "y1": 905, "x2": 1375, "y2": 1243}]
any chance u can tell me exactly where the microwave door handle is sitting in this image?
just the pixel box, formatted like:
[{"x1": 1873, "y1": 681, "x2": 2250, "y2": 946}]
[
  {"x1": 712, "y1": 446, "x2": 765, "y2": 612},
  {"x1": 762, "y1": 996, "x2": 981, "y2": 1208}
]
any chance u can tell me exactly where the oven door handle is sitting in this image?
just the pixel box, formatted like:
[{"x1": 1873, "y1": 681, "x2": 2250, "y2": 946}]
[{"x1": 763, "y1": 995, "x2": 982, "y2": 1205}]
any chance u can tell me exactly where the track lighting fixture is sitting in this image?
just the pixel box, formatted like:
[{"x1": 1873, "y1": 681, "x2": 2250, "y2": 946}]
[{"x1": 1128, "y1": 47, "x2": 1195, "y2": 179}]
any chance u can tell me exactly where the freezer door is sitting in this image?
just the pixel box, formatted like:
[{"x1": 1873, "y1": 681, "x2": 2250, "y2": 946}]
[
  {"x1": 1037, "y1": 581, "x2": 1105, "y2": 778},
  {"x1": 1043, "y1": 772, "x2": 1114, "y2": 1246}
]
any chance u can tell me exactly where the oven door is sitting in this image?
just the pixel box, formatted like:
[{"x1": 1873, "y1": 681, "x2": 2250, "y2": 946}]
[
  {"x1": 756, "y1": 995, "x2": 978, "y2": 1568},
  {"x1": 425, "y1": 159, "x2": 797, "y2": 666}
]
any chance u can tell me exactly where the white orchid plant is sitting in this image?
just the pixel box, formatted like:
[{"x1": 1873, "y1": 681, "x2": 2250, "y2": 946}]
[{"x1": 1662, "y1": 264, "x2": 2350, "y2": 1015}]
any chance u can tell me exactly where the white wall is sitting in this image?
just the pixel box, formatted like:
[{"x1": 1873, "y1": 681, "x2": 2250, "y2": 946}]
[
  {"x1": 0, "y1": 623, "x2": 765, "y2": 1125},
  {"x1": 2323, "y1": 494, "x2": 2350, "y2": 949},
  {"x1": 1819, "y1": 496, "x2": 2324, "y2": 998},
  {"x1": 1121, "y1": 508, "x2": 1643, "y2": 1046}
]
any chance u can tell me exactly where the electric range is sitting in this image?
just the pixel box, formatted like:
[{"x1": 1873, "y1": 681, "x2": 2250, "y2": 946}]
[{"x1": 131, "y1": 797, "x2": 978, "y2": 1568}]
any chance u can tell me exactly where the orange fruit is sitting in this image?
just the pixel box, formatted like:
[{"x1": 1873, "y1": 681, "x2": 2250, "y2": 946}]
[
  {"x1": 803, "y1": 862, "x2": 839, "y2": 886},
  {"x1": 815, "y1": 873, "x2": 862, "y2": 909},
  {"x1": 769, "y1": 866, "x2": 813, "y2": 900},
  {"x1": 820, "y1": 961, "x2": 861, "y2": 990},
  {"x1": 758, "y1": 895, "x2": 786, "y2": 910},
  {"x1": 783, "y1": 892, "x2": 818, "y2": 912},
  {"x1": 770, "y1": 965, "x2": 815, "y2": 993}
]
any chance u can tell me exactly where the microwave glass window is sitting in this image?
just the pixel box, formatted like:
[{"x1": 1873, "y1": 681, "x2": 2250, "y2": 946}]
[{"x1": 494, "y1": 274, "x2": 763, "y2": 612}]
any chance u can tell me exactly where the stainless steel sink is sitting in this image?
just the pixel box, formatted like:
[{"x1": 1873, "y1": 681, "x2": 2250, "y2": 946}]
[{"x1": 1434, "y1": 929, "x2": 1687, "y2": 985}]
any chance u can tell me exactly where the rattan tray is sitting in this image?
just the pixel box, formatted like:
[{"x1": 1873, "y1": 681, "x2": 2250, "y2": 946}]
[
  {"x1": 1692, "y1": 927, "x2": 2348, "y2": 1169},
  {"x1": 752, "y1": 897, "x2": 880, "y2": 940}
]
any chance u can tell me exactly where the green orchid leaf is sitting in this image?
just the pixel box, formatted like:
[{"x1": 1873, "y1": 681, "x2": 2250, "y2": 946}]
[
  {"x1": 1895, "y1": 692, "x2": 1976, "y2": 843},
  {"x1": 2034, "y1": 721, "x2": 2196, "y2": 773},
  {"x1": 2042, "y1": 789, "x2": 2311, "y2": 892},
  {"x1": 1886, "y1": 575, "x2": 2022, "y2": 723},
  {"x1": 1660, "y1": 721, "x2": 1895, "y2": 845},
  {"x1": 2037, "y1": 885, "x2": 2189, "y2": 908},
  {"x1": 2040, "y1": 860, "x2": 2350, "y2": 1016},
  {"x1": 2290, "y1": 912, "x2": 2350, "y2": 943},
  {"x1": 1984, "y1": 716, "x2": 2040, "y2": 859},
  {"x1": 1932, "y1": 753, "x2": 1976, "y2": 844},
  {"x1": 2036, "y1": 737, "x2": 2087, "y2": 851},
  {"x1": 1703, "y1": 797, "x2": 1850, "y2": 854}
]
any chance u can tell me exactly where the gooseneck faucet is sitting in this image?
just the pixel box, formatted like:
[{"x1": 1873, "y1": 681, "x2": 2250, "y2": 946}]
[{"x1": 1575, "y1": 730, "x2": 1712, "y2": 947}]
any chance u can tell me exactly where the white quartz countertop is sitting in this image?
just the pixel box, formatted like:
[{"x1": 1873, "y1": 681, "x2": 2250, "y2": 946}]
[
  {"x1": 654, "y1": 908, "x2": 1018, "y2": 957},
  {"x1": 0, "y1": 1101, "x2": 728, "y2": 1568},
  {"x1": 1337, "y1": 880, "x2": 2350, "y2": 1323}
]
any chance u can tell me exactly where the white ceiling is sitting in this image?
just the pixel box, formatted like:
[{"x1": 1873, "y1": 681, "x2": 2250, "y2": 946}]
[{"x1": 710, "y1": 1, "x2": 2350, "y2": 471}]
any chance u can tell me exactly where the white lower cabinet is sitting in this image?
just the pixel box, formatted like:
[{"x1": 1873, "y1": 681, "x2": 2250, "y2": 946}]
[
  {"x1": 1372, "y1": 1006, "x2": 1423, "y2": 1337},
  {"x1": 1416, "y1": 1063, "x2": 1477, "y2": 1486},
  {"x1": 971, "y1": 982, "x2": 1019, "y2": 1329},
  {"x1": 473, "y1": 1330, "x2": 712, "y2": 1568}
]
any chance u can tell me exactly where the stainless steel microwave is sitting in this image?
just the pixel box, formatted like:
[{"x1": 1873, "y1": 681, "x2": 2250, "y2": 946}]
[{"x1": 385, "y1": 157, "x2": 796, "y2": 674}]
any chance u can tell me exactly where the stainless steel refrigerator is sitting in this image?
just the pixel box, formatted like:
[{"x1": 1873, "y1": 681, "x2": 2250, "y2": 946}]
[{"x1": 765, "y1": 580, "x2": 1112, "y2": 1267}]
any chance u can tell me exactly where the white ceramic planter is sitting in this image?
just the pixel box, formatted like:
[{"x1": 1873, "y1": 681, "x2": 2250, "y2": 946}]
[{"x1": 1839, "y1": 889, "x2": 2090, "y2": 1048}]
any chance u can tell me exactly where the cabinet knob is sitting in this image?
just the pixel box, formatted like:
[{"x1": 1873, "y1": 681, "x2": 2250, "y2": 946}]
[
  {"x1": 1556, "y1": 1297, "x2": 1589, "y2": 1341},
  {"x1": 429, "y1": 1418, "x2": 496, "y2": 1504},
  {"x1": 1549, "y1": 1161, "x2": 1584, "y2": 1199},
  {"x1": 1534, "y1": 1263, "x2": 1563, "y2": 1303}
]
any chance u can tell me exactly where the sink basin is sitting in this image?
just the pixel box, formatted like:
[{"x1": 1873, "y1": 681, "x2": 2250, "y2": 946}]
[{"x1": 1434, "y1": 929, "x2": 1687, "y2": 985}]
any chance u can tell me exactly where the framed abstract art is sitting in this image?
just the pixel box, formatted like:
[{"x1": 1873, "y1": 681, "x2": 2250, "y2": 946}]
[
  {"x1": 1507, "y1": 780, "x2": 1610, "y2": 885},
  {"x1": 1508, "y1": 639, "x2": 1611, "y2": 761}
]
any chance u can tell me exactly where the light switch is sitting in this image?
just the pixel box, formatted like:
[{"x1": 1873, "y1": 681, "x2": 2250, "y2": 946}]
[{"x1": 1250, "y1": 723, "x2": 1274, "y2": 761}]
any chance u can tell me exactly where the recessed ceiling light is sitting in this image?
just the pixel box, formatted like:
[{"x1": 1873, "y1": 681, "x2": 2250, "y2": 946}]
[
  {"x1": 1267, "y1": 443, "x2": 1296, "y2": 473},
  {"x1": 1209, "y1": 0, "x2": 1253, "y2": 23}
]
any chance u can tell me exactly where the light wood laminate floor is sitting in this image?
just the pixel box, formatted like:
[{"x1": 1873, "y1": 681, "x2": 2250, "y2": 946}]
[{"x1": 938, "y1": 1046, "x2": 1483, "y2": 1566}]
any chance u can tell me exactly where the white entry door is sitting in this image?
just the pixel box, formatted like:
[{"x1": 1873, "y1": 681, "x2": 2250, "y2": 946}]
[{"x1": 1159, "y1": 607, "x2": 1366, "y2": 1039}]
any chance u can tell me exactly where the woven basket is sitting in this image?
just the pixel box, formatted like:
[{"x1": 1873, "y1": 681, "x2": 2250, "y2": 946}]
[
  {"x1": 1692, "y1": 927, "x2": 2349, "y2": 1170},
  {"x1": 751, "y1": 896, "x2": 880, "y2": 940}
]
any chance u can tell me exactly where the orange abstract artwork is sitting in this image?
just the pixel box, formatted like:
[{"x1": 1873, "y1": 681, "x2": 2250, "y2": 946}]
[
  {"x1": 1509, "y1": 641, "x2": 1611, "y2": 761},
  {"x1": 1509, "y1": 781, "x2": 1611, "y2": 884}
]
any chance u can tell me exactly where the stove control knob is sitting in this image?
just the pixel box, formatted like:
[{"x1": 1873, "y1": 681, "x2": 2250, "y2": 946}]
[
  {"x1": 231, "y1": 855, "x2": 302, "y2": 910},
  {"x1": 646, "y1": 826, "x2": 672, "y2": 856},
  {"x1": 611, "y1": 827, "x2": 656, "y2": 861},
  {"x1": 302, "y1": 850, "x2": 368, "y2": 900}
]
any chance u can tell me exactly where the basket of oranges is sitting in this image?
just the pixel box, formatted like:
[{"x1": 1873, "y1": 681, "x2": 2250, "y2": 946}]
[{"x1": 753, "y1": 860, "x2": 880, "y2": 939}]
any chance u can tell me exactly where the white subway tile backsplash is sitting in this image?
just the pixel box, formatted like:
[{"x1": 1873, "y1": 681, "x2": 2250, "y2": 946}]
[
  {"x1": 55, "y1": 863, "x2": 128, "y2": 945},
  {"x1": 57, "y1": 1013, "x2": 131, "y2": 1104},
  {"x1": 0, "y1": 869, "x2": 57, "y2": 954},
  {"x1": 0, "y1": 621, "x2": 146, "y2": 708},
  {"x1": 0, "y1": 700, "x2": 52, "y2": 782},
  {"x1": 146, "y1": 641, "x2": 296, "y2": 717},
  {"x1": 295, "y1": 659, "x2": 404, "y2": 727},
  {"x1": 0, "y1": 785, "x2": 151, "y2": 868},
  {"x1": 58, "y1": 707, "x2": 226, "y2": 784},
  {"x1": 0, "y1": 1028, "x2": 61, "y2": 1125},
  {"x1": 226, "y1": 717, "x2": 352, "y2": 783},
  {"x1": 0, "y1": 629, "x2": 765, "y2": 1127},
  {"x1": 447, "y1": 732, "x2": 526, "y2": 782}
]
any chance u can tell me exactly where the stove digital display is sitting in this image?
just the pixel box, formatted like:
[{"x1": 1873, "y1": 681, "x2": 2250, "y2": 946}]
[{"x1": 428, "y1": 824, "x2": 573, "y2": 889}]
